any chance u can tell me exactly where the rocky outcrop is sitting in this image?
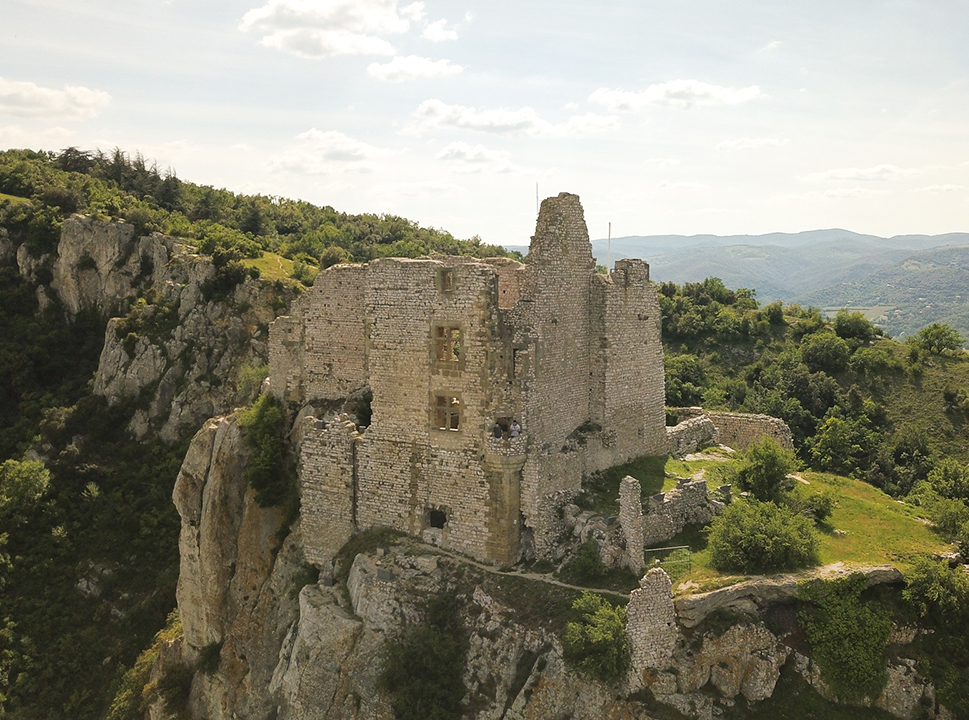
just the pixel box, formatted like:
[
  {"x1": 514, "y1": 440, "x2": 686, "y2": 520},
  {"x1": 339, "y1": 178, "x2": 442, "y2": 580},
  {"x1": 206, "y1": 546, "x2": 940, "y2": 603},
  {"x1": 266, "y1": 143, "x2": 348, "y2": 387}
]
[
  {"x1": 171, "y1": 413, "x2": 303, "y2": 720},
  {"x1": 675, "y1": 564, "x2": 904, "y2": 628},
  {"x1": 50, "y1": 215, "x2": 171, "y2": 318}
]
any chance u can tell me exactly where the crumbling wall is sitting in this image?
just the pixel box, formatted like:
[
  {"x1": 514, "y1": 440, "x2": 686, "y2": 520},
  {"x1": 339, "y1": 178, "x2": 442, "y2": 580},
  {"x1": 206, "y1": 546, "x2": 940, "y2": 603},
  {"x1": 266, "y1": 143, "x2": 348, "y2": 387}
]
[
  {"x1": 643, "y1": 479, "x2": 723, "y2": 547},
  {"x1": 269, "y1": 264, "x2": 367, "y2": 405},
  {"x1": 619, "y1": 476, "x2": 644, "y2": 574},
  {"x1": 299, "y1": 414, "x2": 359, "y2": 566},
  {"x1": 667, "y1": 415, "x2": 719, "y2": 458},
  {"x1": 627, "y1": 568, "x2": 677, "y2": 675},
  {"x1": 704, "y1": 411, "x2": 793, "y2": 450},
  {"x1": 668, "y1": 408, "x2": 793, "y2": 452}
]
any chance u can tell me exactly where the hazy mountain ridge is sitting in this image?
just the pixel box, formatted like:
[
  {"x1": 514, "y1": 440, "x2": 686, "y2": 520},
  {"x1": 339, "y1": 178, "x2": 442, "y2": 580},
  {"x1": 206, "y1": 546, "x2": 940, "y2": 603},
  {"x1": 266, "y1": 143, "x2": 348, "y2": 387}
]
[{"x1": 519, "y1": 229, "x2": 969, "y2": 341}]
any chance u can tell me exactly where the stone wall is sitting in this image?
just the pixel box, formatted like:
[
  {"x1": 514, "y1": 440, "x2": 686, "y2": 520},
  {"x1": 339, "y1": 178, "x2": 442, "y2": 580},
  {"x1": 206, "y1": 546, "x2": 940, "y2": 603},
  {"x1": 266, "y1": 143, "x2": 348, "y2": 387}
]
[
  {"x1": 299, "y1": 414, "x2": 360, "y2": 566},
  {"x1": 667, "y1": 407, "x2": 794, "y2": 456},
  {"x1": 271, "y1": 192, "x2": 667, "y2": 565},
  {"x1": 627, "y1": 568, "x2": 677, "y2": 675},
  {"x1": 619, "y1": 476, "x2": 644, "y2": 574},
  {"x1": 643, "y1": 479, "x2": 723, "y2": 547},
  {"x1": 667, "y1": 415, "x2": 719, "y2": 458}
]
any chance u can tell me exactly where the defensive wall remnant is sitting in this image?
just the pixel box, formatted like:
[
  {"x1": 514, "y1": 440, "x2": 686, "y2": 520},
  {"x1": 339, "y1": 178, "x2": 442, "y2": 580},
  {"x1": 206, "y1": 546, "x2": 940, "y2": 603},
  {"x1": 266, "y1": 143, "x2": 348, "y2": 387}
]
[
  {"x1": 269, "y1": 193, "x2": 668, "y2": 565},
  {"x1": 667, "y1": 407, "x2": 794, "y2": 458}
]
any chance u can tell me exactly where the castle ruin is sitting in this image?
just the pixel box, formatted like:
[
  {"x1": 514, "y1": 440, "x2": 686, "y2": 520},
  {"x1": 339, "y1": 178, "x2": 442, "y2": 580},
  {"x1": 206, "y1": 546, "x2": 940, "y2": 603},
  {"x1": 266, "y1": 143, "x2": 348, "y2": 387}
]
[{"x1": 269, "y1": 193, "x2": 668, "y2": 565}]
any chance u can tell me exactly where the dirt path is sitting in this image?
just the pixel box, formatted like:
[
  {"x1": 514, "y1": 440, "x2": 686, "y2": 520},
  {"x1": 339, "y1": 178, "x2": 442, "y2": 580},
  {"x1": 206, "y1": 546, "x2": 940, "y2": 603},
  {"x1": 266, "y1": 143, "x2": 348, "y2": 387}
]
[{"x1": 417, "y1": 543, "x2": 631, "y2": 601}]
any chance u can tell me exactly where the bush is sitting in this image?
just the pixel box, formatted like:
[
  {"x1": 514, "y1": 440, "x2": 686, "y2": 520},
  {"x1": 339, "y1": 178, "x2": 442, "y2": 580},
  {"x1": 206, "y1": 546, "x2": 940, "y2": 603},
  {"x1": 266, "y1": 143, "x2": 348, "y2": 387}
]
[
  {"x1": 237, "y1": 394, "x2": 291, "y2": 507},
  {"x1": 562, "y1": 592, "x2": 629, "y2": 683},
  {"x1": 925, "y1": 458, "x2": 969, "y2": 501},
  {"x1": 708, "y1": 500, "x2": 818, "y2": 573},
  {"x1": 559, "y1": 538, "x2": 607, "y2": 585},
  {"x1": 798, "y1": 574, "x2": 892, "y2": 704},
  {"x1": 735, "y1": 437, "x2": 798, "y2": 502},
  {"x1": 381, "y1": 593, "x2": 468, "y2": 720},
  {"x1": 800, "y1": 332, "x2": 850, "y2": 373},
  {"x1": 833, "y1": 309, "x2": 878, "y2": 342},
  {"x1": 913, "y1": 322, "x2": 964, "y2": 354}
]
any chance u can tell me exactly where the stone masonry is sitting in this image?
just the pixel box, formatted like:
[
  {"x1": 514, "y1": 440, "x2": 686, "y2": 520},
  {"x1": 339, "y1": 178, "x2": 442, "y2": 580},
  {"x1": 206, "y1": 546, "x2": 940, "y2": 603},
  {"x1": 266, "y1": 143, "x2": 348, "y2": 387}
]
[
  {"x1": 627, "y1": 568, "x2": 677, "y2": 675},
  {"x1": 642, "y1": 479, "x2": 724, "y2": 547},
  {"x1": 269, "y1": 193, "x2": 668, "y2": 565},
  {"x1": 619, "y1": 476, "x2": 644, "y2": 575},
  {"x1": 668, "y1": 407, "x2": 793, "y2": 457}
]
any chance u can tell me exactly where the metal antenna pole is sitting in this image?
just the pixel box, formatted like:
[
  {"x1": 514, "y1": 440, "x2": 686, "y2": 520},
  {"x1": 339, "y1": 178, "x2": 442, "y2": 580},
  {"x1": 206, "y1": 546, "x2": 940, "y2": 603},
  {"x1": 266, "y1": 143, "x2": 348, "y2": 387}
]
[{"x1": 607, "y1": 221, "x2": 612, "y2": 272}]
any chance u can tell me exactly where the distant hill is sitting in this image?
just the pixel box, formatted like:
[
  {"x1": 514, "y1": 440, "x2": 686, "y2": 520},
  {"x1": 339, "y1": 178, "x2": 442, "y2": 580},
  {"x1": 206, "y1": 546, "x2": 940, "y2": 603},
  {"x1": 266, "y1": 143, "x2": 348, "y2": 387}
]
[{"x1": 507, "y1": 229, "x2": 969, "y2": 341}]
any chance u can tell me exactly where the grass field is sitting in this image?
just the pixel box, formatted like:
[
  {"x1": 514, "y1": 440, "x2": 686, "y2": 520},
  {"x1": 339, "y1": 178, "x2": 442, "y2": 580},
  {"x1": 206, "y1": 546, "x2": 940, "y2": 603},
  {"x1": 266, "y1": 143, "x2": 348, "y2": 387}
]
[
  {"x1": 242, "y1": 252, "x2": 296, "y2": 282},
  {"x1": 578, "y1": 452, "x2": 952, "y2": 594}
]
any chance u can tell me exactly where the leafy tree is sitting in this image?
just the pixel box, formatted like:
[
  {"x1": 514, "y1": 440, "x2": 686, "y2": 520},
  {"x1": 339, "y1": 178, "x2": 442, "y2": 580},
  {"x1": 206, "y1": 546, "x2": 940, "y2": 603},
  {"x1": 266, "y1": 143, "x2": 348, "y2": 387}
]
[
  {"x1": 562, "y1": 592, "x2": 629, "y2": 683},
  {"x1": 833, "y1": 308, "x2": 878, "y2": 342},
  {"x1": 809, "y1": 415, "x2": 875, "y2": 477},
  {"x1": 913, "y1": 322, "x2": 964, "y2": 354},
  {"x1": 0, "y1": 459, "x2": 50, "y2": 518},
  {"x1": 799, "y1": 574, "x2": 892, "y2": 704},
  {"x1": 707, "y1": 500, "x2": 818, "y2": 573},
  {"x1": 800, "y1": 331, "x2": 850, "y2": 373},
  {"x1": 926, "y1": 458, "x2": 969, "y2": 500},
  {"x1": 735, "y1": 437, "x2": 798, "y2": 502}
]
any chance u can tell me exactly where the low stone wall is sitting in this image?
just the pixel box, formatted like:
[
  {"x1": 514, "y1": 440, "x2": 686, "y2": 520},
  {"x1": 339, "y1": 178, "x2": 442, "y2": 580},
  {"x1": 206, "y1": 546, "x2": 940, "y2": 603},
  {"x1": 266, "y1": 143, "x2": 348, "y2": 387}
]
[
  {"x1": 642, "y1": 479, "x2": 723, "y2": 547},
  {"x1": 705, "y1": 411, "x2": 793, "y2": 450},
  {"x1": 666, "y1": 416, "x2": 718, "y2": 458},
  {"x1": 667, "y1": 407, "x2": 793, "y2": 454}
]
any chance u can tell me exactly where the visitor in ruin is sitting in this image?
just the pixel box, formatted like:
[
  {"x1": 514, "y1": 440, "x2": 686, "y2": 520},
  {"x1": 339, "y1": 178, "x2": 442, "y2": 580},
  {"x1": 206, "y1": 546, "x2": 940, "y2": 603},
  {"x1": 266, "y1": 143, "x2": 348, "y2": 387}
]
[
  {"x1": 510, "y1": 420, "x2": 521, "y2": 438},
  {"x1": 493, "y1": 423, "x2": 503, "y2": 439}
]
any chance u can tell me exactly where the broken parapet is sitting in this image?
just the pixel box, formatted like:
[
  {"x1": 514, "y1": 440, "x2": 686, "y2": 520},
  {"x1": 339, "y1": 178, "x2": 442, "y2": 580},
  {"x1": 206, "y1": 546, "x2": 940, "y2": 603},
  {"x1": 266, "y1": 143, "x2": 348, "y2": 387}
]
[
  {"x1": 619, "y1": 476, "x2": 644, "y2": 575},
  {"x1": 642, "y1": 479, "x2": 724, "y2": 547},
  {"x1": 627, "y1": 568, "x2": 677, "y2": 676},
  {"x1": 667, "y1": 407, "x2": 794, "y2": 454},
  {"x1": 666, "y1": 415, "x2": 719, "y2": 458}
]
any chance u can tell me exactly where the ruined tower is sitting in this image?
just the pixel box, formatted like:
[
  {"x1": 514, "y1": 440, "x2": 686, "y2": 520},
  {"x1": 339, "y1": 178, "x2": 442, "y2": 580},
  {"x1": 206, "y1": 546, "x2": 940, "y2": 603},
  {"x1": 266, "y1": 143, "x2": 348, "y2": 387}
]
[{"x1": 269, "y1": 193, "x2": 666, "y2": 565}]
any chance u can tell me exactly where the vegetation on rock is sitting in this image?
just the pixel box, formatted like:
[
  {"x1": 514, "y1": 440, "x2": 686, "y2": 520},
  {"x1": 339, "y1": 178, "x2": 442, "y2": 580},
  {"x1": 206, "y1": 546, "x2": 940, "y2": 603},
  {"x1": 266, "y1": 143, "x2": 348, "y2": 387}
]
[{"x1": 562, "y1": 592, "x2": 629, "y2": 683}]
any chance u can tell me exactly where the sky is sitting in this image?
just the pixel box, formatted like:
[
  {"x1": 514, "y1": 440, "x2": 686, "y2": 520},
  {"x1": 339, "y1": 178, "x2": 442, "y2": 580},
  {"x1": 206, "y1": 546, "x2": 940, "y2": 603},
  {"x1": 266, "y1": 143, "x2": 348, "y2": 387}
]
[{"x1": 2, "y1": 0, "x2": 968, "y2": 246}]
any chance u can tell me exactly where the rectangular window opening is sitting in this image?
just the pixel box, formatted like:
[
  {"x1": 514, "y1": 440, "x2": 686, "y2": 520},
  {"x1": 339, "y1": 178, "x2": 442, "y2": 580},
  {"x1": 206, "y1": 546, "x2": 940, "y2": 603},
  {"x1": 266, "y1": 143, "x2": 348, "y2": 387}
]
[
  {"x1": 435, "y1": 326, "x2": 462, "y2": 362},
  {"x1": 441, "y1": 269, "x2": 454, "y2": 292},
  {"x1": 435, "y1": 395, "x2": 461, "y2": 431}
]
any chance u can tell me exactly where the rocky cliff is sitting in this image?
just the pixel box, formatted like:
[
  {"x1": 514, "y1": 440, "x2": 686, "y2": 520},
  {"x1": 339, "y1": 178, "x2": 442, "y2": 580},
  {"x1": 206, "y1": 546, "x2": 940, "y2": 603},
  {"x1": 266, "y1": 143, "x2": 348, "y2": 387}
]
[
  {"x1": 14, "y1": 214, "x2": 295, "y2": 442},
  {"x1": 156, "y1": 412, "x2": 952, "y2": 720}
]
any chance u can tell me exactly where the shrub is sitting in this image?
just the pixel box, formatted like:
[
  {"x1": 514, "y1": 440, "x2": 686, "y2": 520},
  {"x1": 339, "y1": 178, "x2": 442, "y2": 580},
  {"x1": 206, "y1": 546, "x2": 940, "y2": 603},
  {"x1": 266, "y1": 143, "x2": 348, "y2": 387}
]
[
  {"x1": 381, "y1": 593, "x2": 468, "y2": 720},
  {"x1": 912, "y1": 322, "x2": 964, "y2": 354},
  {"x1": 800, "y1": 332, "x2": 850, "y2": 373},
  {"x1": 237, "y1": 394, "x2": 291, "y2": 507},
  {"x1": 562, "y1": 592, "x2": 629, "y2": 683},
  {"x1": 559, "y1": 538, "x2": 607, "y2": 585},
  {"x1": 708, "y1": 500, "x2": 818, "y2": 573},
  {"x1": 735, "y1": 437, "x2": 798, "y2": 502},
  {"x1": 833, "y1": 308, "x2": 878, "y2": 342},
  {"x1": 926, "y1": 458, "x2": 969, "y2": 501},
  {"x1": 798, "y1": 574, "x2": 892, "y2": 704}
]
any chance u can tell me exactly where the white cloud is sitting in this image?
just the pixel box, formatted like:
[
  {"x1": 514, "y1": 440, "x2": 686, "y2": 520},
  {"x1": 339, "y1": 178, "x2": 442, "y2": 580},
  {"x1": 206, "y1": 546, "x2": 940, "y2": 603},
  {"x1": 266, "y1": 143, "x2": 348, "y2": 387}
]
[
  {"x1": 805, "y1": 164, "x2": 922, "y2": 182},
  {"x1": 716, "y1": 137, "x2": 788, "y2": 150},
  {"x1": 239, "y1": 0, "x2": 427, "y2": 58},
  {"x1": 761, "y1": 40, "x2": 781, "y2": 51},
  {"x1": 911, "y1": 184, "x2": 965, "y2": 193},
  {"x1": 777, "y1": 187, "x2": 888, "y2": 200},
  {"x1": 368, "y1": 55, "x2": 462, "y2": 82},
  {"x1": 422, "y1": 18, "x2": 457, "y2": 42},
  {"x1": 589, "y1": 80, "x2": 762, "y2": 111},
  {"x1": 0, "y1": 124, "x2": 75, "y2": 146},
  {"x1": 658, "y1": 180, "x2": 708, "y2": 190},
  {"x1": 408, "y1": 99, "x2": 617, "y2": 137},
  {"x1": 269, "y1": 128, "x2": 387, "y2": 173},
  {"x1": 0, "y1": 77, "x2": 110, "y2": 119},
  {"x1": 436, "y1": 141, "x2": 526, "y2": 173}
]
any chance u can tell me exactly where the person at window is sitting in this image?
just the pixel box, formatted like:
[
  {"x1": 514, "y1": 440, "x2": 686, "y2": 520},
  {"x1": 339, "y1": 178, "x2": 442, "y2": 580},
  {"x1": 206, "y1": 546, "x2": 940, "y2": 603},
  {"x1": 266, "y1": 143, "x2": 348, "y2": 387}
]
[
  {"x1": 493, "y1": 423, "x2": 503, "y2": 439},
  {"x1": 510, "y1": 420, "x2": 521, "y2": 438}
]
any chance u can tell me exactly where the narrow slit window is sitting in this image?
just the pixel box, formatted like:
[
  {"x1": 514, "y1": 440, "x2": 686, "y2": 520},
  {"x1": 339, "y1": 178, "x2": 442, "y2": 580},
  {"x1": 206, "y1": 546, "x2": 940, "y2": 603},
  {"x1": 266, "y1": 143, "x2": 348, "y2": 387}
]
[
  {"x1": 435, "y1": 395, "x2": 461, "y2": 431},
  {"x1": 435, "y1": 326, "x2": 462, "y2": 362},
  {"x1": 441, "y1": 269, "x2": 454, "y2": 291}
]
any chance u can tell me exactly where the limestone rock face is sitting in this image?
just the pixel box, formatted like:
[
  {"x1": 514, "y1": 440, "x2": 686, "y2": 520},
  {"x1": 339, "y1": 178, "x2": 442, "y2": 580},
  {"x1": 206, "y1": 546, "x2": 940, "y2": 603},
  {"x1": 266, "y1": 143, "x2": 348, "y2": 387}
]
[
  {"x1": 173, "y1": 414, "x2": 302, "y2": 720},
  {"x1": 51, "y1": 215, "x2": 171, "y2": 317}
]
